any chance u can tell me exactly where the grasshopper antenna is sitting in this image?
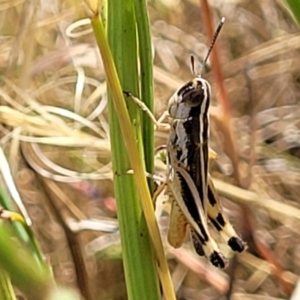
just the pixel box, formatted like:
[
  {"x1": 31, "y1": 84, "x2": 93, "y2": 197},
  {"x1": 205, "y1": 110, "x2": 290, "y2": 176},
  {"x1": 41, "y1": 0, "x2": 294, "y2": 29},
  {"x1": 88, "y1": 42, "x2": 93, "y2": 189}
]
[
  {"x1": 190, "y1": 55, "x2": 196, "y2": 76},
  {"x1": 201, "y1": 17, "x2": 225, "y2": 75}
]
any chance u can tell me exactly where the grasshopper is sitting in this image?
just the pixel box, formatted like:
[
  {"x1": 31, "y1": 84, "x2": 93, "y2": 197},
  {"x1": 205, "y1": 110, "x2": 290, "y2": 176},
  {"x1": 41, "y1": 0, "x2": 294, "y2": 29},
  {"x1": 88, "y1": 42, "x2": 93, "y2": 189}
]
[
  {"x1": 125, "y1": 18, "x2": 245, "y2": 268},
  {"x1": 166, "y1": 18, "x2": 245, "y2": 268}
]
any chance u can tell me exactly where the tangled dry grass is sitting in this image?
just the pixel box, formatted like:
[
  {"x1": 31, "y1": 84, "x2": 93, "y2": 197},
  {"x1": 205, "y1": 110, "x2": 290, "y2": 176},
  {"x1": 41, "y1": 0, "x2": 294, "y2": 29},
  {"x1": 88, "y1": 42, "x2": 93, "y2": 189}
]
[{"x1": 1, "y1": 0, "x2": 300, "y2": 299}]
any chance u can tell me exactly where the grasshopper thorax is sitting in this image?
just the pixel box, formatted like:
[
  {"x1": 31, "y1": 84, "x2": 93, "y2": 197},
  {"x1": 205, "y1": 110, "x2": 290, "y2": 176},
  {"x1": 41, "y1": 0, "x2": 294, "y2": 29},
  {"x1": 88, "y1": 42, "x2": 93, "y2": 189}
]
[{"x1": 168, "y1": 76, "x2": 211, "y2": 120}]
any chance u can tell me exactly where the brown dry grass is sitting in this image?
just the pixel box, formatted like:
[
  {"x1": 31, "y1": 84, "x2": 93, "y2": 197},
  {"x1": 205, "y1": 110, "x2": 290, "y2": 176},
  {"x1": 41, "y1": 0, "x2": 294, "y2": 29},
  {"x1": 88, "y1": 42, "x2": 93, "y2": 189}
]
[{"x1": 0, "y1": 0, "x2": 300, "y2": 299}]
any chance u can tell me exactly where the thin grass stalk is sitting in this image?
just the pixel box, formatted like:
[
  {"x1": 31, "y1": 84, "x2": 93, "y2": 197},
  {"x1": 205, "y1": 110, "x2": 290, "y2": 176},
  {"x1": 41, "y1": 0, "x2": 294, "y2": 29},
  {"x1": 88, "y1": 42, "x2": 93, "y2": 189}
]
[
  {"x1": 87, "y1": 2, "x2": 176, "y2": 299},
  {"x1": 134, "y1": 0, "x2": 155, "y2": 193}
]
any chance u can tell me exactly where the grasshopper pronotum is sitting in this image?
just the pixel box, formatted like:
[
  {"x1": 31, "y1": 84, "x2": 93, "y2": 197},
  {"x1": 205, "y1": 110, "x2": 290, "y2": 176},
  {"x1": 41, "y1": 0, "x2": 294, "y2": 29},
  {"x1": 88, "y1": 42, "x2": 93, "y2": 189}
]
[{"x1": 125, "y1": 17, "x2": 245, "y2": 268}]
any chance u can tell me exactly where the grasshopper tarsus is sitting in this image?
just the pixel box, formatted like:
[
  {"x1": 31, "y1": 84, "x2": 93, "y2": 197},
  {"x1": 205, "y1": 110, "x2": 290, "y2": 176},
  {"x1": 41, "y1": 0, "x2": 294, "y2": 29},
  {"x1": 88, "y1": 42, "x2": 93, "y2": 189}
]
[
  {"x1": 122, "y1": 90, "x2": 132, "y2": 97},
  {"x1": 210, "y1": 251, "x2": 227, "y2": 269},
  {"x1": 228, "y1": 237, "x2": 246, "y2": 253}
]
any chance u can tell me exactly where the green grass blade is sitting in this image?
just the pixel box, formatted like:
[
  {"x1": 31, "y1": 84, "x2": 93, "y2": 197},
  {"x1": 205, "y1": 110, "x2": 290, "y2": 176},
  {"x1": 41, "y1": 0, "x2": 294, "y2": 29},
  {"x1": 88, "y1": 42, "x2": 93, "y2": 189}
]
[
  {"x1": 285, "y1": 0, "x2": 300, "y2": 27},
  {"x1": 105, "y1": 1, "x2": 160, "y2": 299},
  {"x1": 0, "y1": 222, "x2": 51, "y2": 300},
  {"x1": 0, "y1": 186, "x2": 46, "y2": 269},
  {"x1": 0, "y1": 269, "x2": 17, "y2": 300},
  {"x1": 0, "y1": 222, "x2": 81, "y2": 300},
  {"x1": 87, "y1": 1, "x2": 176, "y2": 299}
]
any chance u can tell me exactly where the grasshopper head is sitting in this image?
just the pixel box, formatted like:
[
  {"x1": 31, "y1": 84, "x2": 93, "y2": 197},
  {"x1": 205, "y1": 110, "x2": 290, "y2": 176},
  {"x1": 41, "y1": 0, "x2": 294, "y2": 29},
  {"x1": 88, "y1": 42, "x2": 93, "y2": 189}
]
[{"x1": 168, "y1": 76, "x2": 211, "y2": 119}]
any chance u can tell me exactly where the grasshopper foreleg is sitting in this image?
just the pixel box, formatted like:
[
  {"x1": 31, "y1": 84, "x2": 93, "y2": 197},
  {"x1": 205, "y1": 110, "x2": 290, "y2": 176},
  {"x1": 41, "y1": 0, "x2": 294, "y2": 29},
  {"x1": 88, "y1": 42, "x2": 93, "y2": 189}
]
[{"x1": 123, "y1": 91, "x2": 170, "y2": 131}]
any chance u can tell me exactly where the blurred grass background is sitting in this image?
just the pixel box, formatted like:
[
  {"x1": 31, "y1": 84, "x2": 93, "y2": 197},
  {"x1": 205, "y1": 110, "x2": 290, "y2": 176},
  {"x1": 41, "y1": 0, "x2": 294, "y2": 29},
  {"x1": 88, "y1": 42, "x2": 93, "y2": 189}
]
[{"x1": 1, "y1": 0, "x2": 300, "y2": 299}]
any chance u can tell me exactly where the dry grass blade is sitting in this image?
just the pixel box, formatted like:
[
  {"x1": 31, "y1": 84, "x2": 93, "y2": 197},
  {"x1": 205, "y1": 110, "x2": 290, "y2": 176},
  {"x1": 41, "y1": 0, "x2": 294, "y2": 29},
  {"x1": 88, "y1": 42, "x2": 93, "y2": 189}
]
[{"x1": 213, "y1": 178, "x2": 300, "y2": 223}]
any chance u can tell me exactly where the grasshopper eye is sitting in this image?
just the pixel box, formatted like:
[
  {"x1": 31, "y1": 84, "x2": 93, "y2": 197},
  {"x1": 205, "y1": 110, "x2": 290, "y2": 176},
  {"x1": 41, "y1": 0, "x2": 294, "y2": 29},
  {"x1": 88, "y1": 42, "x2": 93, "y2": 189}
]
[
  {"x1": 181, "y1": 81, "x2": 206, "y2": 107},
  {"x1": 187, "y1": 78, "x2": 211, "y2": 108}
]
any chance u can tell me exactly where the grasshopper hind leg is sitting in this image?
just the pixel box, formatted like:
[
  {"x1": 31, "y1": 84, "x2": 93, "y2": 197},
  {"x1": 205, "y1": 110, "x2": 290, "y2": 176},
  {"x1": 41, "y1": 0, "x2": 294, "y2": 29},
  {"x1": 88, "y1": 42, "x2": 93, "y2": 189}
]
[
  {"x1": 191, "y1": 229, "x2": 227, "y2": 268},
  {"x1": 170, "y1": 168, "x2": 228, "y2": 268},
  {"x1": 190, "y1": 229, "x2": 204, "y2": 256},
  {"x1": 207, "y1": 176, "x2": 246, "y2": 253},
  {"x1": 167, "y1": 197, "x2": 189, "y2": 248},
  {"x1": 168, "y1": 190, "x2": 227, "y2": 268}
]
